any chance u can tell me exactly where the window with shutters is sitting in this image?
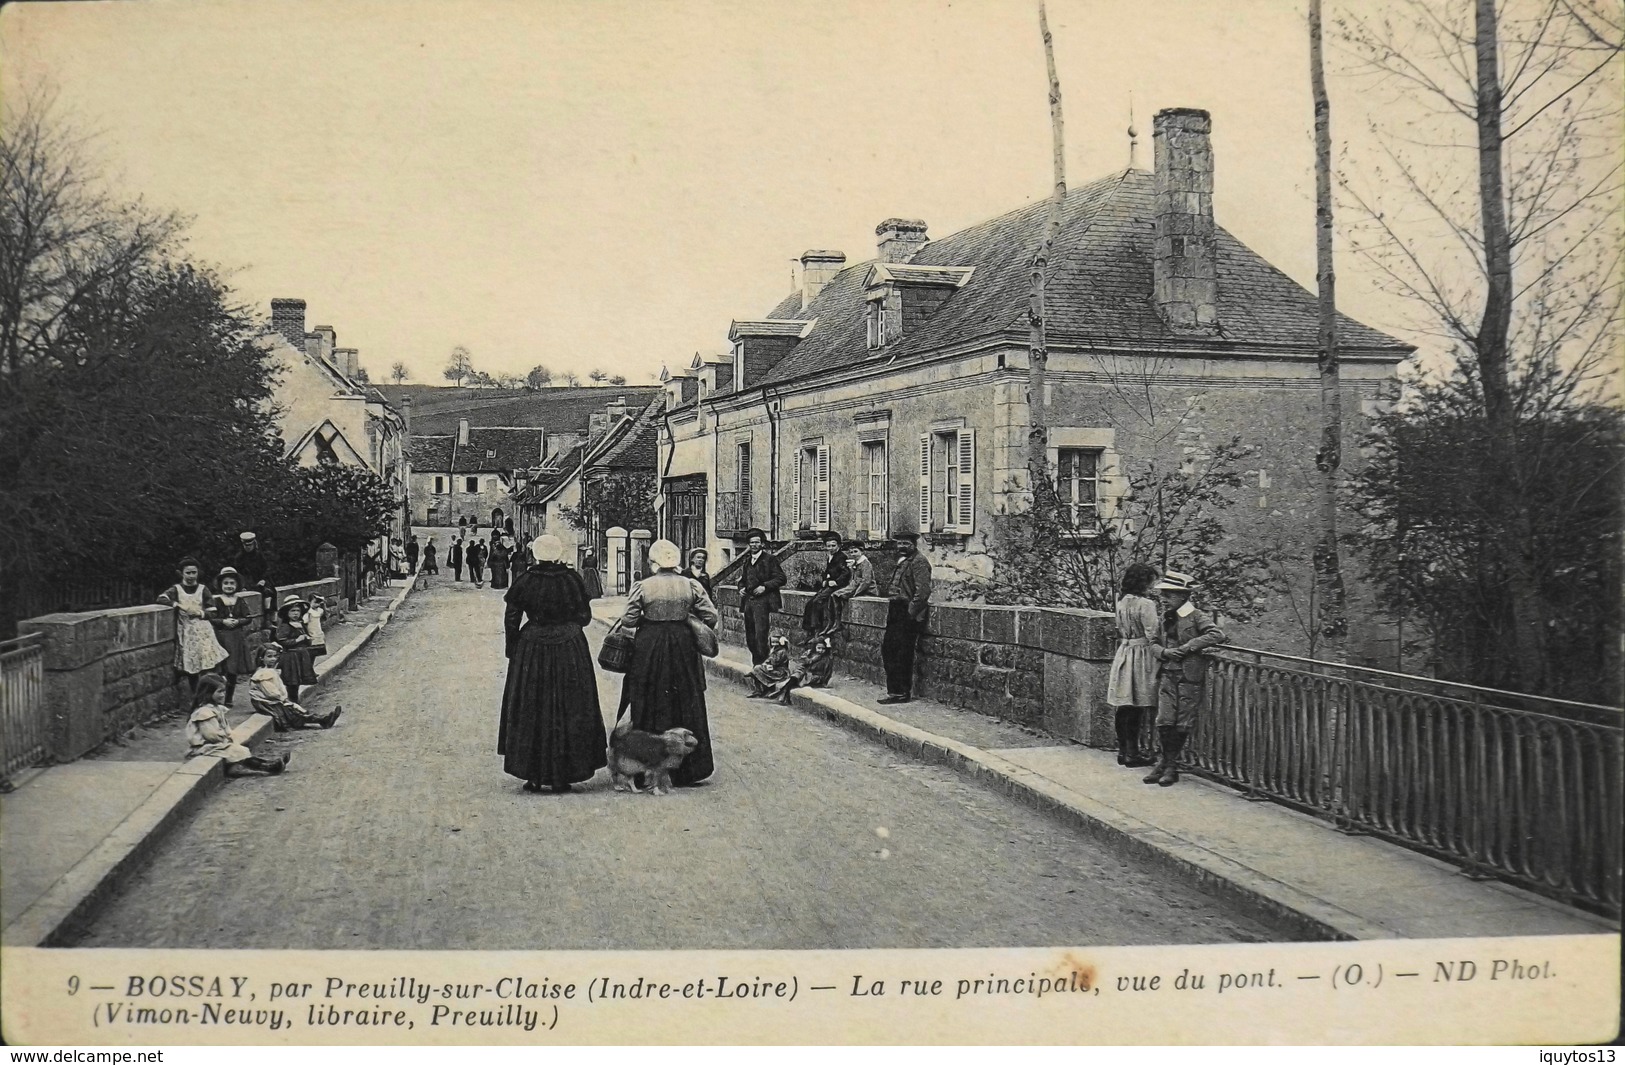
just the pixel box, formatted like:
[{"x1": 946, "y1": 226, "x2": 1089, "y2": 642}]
[
  {"x1": 737, "y1": 442, "x2": 752, "y2": 515},
  {"x1": 920, "y1": 428, "x2": 975, "y2": 534},
  {"x1": 792, "y1": 445, "x2": 831, "y2": 530},
  {"x1": 862, "y1": 441, "x2": 887, "y2": 536},
  {"x1": 1056, "y1": 448, "x2": 1103, "y2": 532}
]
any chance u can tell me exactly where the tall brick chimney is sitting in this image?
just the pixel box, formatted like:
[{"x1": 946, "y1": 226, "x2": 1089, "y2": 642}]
[
  {"x1": 799, "y1": 250, "x2": 846, "y2": 311},
  {"x1": 1152, "y1": 108, "x2": 1218, "y2": 334},
  {"x1": 270, "y1": 299, "x2": 306, "y2": 349},
  {"x1": 876, "y1": 219, "x2": 928, "y2": 264},
  {"x1": 402, "y1": 395, "x2": 413, "y2": 436},
  {"x1": 458, "y1": 419, "x2": 470, "y2": 446}
]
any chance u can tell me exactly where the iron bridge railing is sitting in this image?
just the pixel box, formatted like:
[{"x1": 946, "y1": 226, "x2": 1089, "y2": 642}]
[
  {"x1": 1189, "y1": 645, "x2": 1622, "y2": 918},
  {"x1": 0, "y1": 632, "x2": 48, "y2": 790}
]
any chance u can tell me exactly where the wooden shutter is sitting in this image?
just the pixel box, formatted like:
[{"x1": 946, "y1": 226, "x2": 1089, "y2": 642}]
[
  {"x1": 793, "y1": 449, "x2": 803, "y2": 528},
  {"x1": 918, "y1": 433, "x2": 932, "y2": 531},
  {"x1": 955, "y1": 428, "x2": 976, "y2": 534},
  {"x1": 815, "y1": 444, "x2": 830, "y2": 529}
]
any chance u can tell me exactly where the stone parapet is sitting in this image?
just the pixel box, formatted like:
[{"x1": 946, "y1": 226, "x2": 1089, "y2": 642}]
[{"x1": 714, "y1": 587, "x2": 1118, "y2": 746}]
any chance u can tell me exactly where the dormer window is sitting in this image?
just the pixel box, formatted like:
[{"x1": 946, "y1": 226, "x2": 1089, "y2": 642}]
[{"x1": 866, "y1": 298, "x2": 884, "y2": 349}]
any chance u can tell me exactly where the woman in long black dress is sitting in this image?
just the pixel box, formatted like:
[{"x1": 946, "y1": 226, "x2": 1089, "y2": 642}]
[
  {"x1": 499, "y1": 534, "x2": 606, "y2": 793},
  {"x1": 615, "y1": 539, "x2": 720, "y2": 786}
]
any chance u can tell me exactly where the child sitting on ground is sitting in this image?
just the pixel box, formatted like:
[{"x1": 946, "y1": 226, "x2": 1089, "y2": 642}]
[
  {"x1": 187, "y1": 674, "x2": 288, "y2": 776},
  {"x1": 746, "y1": 636, "x2": 792, "y2": 698},
  {"x1": 760, "y1": 635, "x2": 837, "y2": 704},
  {"x1": 249, "y1": 645, "x2": 341, "y2": 731}
]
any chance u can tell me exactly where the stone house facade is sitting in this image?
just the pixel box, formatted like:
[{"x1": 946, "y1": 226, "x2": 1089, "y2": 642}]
[
  {"x1": 406, "y1": 419, "x2": 546, "y2": 529},
  {"x1": 658, "y1": 108, "x2": 1413, "y2": 656},
  {"x1": 266, "y1": 298, "x2": 409, "y2": 538}
]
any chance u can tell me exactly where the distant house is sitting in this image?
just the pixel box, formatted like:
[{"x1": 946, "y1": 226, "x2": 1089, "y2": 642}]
[
  {"x1": 407, "y1": 420, "x2": 546, "y2": 529},
  {"x1": 375, "y1": 384, "x2": 662, "y2": 464},
  {"x1": 658, "y1": 108, "x2": 1414, "y2": 654},
  {"x1": 514, "y1": 394, "x2": 665, "y2": 575},
  {"x1": 265, "y1": 298, "x2": 409, "y2": 538}
]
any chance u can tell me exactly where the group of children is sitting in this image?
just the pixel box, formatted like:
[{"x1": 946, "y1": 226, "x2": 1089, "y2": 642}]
[
  {"x1": 745, "y1": 632, "x2": 838, "y2": 703},
  {"x1": 164, "y1": 561, "x2": 344, "y2": 780}
]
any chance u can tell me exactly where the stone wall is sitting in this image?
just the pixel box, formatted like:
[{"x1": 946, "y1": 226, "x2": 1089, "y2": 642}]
[
  {"x1": 714, "y1": 587, "x2": 1120, "y2": 746},
  {"x1": 19, "y1": 590, "x2": 274, "y2": 762}
]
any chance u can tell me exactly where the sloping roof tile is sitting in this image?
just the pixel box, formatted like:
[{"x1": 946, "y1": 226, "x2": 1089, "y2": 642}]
[{"x1": 748, "y1": 169, "x2": 1410, "y2": 390}]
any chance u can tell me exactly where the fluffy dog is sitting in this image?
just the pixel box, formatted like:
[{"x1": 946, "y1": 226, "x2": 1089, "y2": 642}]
[{"x1": 608, "y1": 718, "x2": 699, "y2": 795}]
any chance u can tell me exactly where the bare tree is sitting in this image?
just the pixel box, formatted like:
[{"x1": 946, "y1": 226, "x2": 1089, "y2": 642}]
[
  {"x1": 1310, "y1": 0, "x2": 1347, "y2": 660},
  {"x1": 1026, "y1": 1, "x2": 1067, "y2": 511},
  {"x1": 389, "y1": 361, "x2": 410, "y2": 384},
  {"x1": 442, "y1": 345, "x2": 473, "y2": 387},
  {"x1": 560, "y1": 371, "x2": 581, "y2": 387},
  {"x1": 1337, "y1": 0, "x2": 1624, "y2": 690}
]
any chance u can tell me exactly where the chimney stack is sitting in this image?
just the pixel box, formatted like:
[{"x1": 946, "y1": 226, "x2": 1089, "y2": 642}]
[
  {"x1": 799, "y1": 250, "x2": 846, "y2": 310},
  {"x1": 1152, "y1": 108, "x2": 1218, "y2": 334},
  {"x1": 875, "y1": 219, "x2": 928, "y2": 264},
  {"x1": 402, "y1": 396, "x2": 413, "y2": 436},
  {"x1": 306, "y1": 325, "x2": 337, "y2": 367},
  {"x1": 458, "y1": 419, "x2": 470, "y2": 447},
  {"x1": 335, "y1": 347, "x2": 360, "y2": 379},
  {"x1": 270, "y1": 298, "x2": 306, "y2": 349}
]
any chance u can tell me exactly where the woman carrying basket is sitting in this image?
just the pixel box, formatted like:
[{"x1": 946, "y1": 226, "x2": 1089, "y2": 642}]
[
  {"x1": 498, "y1": 535, "x2": 606, "y2": 793},
  {"x1": 610, "y1": 539, "x2": 719, "y2": 787}
]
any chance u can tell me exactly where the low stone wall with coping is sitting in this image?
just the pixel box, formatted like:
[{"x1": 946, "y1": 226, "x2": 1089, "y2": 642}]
[{"x1": 713, "y1": 587, "x2": 1120, "y2": 746}]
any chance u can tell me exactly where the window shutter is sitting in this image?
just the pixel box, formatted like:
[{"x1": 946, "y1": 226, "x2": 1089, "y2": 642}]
[
  {"x1": 918, "y1": 433, "x2": 932, "y2": 531},
  {"x1": 815, "y1": 444, "x2": 830, "y2": 530},
  {"x1": 793, "y1": 450, "x2": 803, "y2": 528},
  {"x1": 956, "y1": 428, "x2": 976, "y2": 534}
]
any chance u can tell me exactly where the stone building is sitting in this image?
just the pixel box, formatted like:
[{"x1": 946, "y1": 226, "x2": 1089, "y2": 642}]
[
  {"x1": 265, "y1": 298, "x2": 409, "y2": 538},
  {"x1": 514, "y1": 394, "x2": 665, "y2": 572},
  {"x1": 406, "y1": 419, "x2": 546, "y2": 528},
  {"x1": 657, "y1": 108, "x2": 1413, "y2": 654}
]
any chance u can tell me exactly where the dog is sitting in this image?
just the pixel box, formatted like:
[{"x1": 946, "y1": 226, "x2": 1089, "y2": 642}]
[{"x1": 607, "y1": 717, "x2": 699, "y2": 795}]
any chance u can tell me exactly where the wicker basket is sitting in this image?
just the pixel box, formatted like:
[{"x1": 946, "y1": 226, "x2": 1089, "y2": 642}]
[{"x1": 598, "y1": 620, "x2": 635, "y2": 673}]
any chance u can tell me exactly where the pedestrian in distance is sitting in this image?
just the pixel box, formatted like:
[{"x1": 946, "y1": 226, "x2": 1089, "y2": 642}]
[
  {"x1": 878, "y1": 532, "x2": 931, "y2": 704},
  {"x1": 580, "y1": 549, "x2": 604, "y2": 600},
  {"x1": 249, "y1": 645, "x2": 341, "y2": 731},
  {"x1": 423, "y1": 538, "x2": 440, "y2": 575},
  {"x1": 1107, "y1": 562, "x2": 1161, "y2": 769},
  {"x1": 274, "y1": 596, "x2": 319, "y2": 703},
  {"x1": 468, "y1": 537, "x2": 488, "y2": 587},
  {"x1": 499, "y1": 535, "x2": 606, "y2": 794},
  {"x1": 305, "y1": 594, "x2": 330, "y2": 658},
  {"x1": 680, "y1": 548, "x2": 714, "y2": 599},
  {"x1": 1145, "y1": 569, "x2": 1228, "y2": 788},
  {"x1": 449, "y1": 537, "x2": 464, "y2": 582},
  {"x1": 187, "y1": 674, "x2": 288, "y2": 777},
  {"x1": 489, "y1": 535, "x2": 512, "y2": 590},
  {"x1": 614, "y1": 539, "x2": 720, "y2": 787},
  {"x1": 800, "y1": 530, "x2": 850, "y2": 646},
  {"x1": 157, "y1": 557, "x2": 228, "y2": 698},
  {"x1": 406, "y1": 535, "x2": 420, "y2": 574},
  {"x1": 389, "y1": 538, "x2": 408, "y2": 582},
  {"x1": 208, "y1": 567, "x2": 256, "y2": 705},
  {"x1": 738, "y1": 529, "x2": 786, "y2": 665}
]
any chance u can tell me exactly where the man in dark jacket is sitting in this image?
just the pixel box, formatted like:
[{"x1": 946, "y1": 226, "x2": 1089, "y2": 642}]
[
  {"x1": 738, "y1": 529, "x2": 786, "y2": 665},
  {"x1": 1145, "y1": 569, "x2": 1228, "y2": 787},
  {"x1": 879, "y1": 532, "x2": 932, "y2": 704},
  {"x1": 233, "y1": 532, "x2": 277, "y2": 614},
  {"x1": 449, "y1": 537, "x2": 464, "y2": 581}
]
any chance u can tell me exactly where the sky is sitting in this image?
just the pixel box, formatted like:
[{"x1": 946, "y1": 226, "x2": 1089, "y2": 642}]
[{"x1": 2, "y1": 0, "x2": 1617, "y2": 386}]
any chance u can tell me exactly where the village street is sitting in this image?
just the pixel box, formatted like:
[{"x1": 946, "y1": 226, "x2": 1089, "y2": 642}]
[{"x1": 75, "y1": 578, "x2": 1280, "y2": 950}]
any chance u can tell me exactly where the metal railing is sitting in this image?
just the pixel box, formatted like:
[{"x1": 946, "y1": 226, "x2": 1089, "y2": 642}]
[
  {"x1": 0, "y1": 633, "x2": 48, "y2": 790},
  {"x1": 1192, "y1": 645, "x2": 1622, "y2": 917}
]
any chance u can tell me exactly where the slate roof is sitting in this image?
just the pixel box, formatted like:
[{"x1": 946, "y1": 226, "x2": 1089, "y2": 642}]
[
  {"x1": 745, "y1": 168, "x2": 1411, "y2": 391},
  {"x1": 592, "y1": 395, "x2": 665, "y2": 471},
  {"x1": 408, "y1": 428, "x2": 545, "y2": 474},
  {"x1": 375, "y1": 385, "x2": 661, "y2": 435}
]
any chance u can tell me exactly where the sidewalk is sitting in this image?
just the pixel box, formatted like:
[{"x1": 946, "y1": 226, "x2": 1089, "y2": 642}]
[
  {"x1": 589, "y1": 596, "x2": 1613, "y2": 941},
  {"x1": 1, "y1": 577, "x2": 418, "y2": 946}
]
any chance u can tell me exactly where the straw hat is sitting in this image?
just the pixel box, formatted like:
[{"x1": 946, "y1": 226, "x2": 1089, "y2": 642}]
[
  {"x1": 648, "y1": 539, "x2": 682, "y2": 570},
  {"x1": 1154, "y1": 569, "x2": 1198, "y2": 593},
  {"x1": 277, "y1": 596, "x2": 307, "y2": 618},
  {"x1": 531, "y1": 534, "x2": 565, "y2": 562}
]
